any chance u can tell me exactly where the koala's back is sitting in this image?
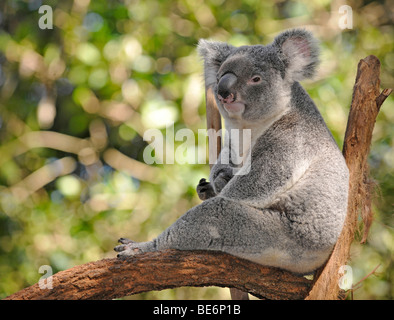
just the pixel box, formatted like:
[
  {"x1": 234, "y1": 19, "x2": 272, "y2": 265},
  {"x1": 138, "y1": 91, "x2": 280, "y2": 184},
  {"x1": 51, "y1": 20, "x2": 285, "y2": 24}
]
[
  {"x1": 221, "y1": 82, "x2": 349, "y2": 253},
  {"x1": 283, "y1": 83, "x2": 349, "y2": 249}
]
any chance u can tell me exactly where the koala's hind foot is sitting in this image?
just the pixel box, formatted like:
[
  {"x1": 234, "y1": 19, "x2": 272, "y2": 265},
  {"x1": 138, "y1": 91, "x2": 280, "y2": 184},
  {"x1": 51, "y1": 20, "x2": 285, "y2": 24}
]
[
  {"x1": 196, "y1": 178, "x2": 216, "y2": 200},
  {"x1": 114, "y1": 238, "x2": 156, "y2": 259}
]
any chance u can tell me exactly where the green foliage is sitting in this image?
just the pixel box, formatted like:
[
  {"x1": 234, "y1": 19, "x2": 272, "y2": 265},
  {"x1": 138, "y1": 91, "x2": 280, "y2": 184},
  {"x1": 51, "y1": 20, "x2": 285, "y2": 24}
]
[{"x1": 0, "y1": 0, "x2": 393, "y2": 299}]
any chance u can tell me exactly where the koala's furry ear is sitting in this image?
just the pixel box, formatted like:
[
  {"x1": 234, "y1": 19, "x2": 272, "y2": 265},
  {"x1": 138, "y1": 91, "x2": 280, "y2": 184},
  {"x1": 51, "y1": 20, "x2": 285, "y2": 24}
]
[
  {"x1": 197, "y1": 40, "x2": 234, "y2": 87},
  {"x1": 273, "y1": 29, "x2": 320, "y2": 82}
]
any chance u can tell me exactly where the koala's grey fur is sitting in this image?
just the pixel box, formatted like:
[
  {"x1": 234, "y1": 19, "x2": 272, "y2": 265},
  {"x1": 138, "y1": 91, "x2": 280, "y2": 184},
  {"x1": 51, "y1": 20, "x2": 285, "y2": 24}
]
[{"x1": 115, "y1": 29, "x2": 349, "y2": 274}]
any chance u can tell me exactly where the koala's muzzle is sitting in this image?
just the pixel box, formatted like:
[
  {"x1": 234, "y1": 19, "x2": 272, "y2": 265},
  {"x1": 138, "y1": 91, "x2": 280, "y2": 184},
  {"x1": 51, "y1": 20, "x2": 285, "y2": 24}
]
[
  {"x1": 217, "y1": 73, "x2": 237, "y2": 104},
  {"x1": 217, "y1": 73, "x2": 245, "y2": 115}
]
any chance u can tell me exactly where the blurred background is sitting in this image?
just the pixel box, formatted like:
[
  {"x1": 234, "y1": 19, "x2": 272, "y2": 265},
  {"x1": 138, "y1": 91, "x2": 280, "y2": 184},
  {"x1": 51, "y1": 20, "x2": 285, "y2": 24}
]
[{"x1": 0, "y1": 0, "x2": 392, "y2": 300}]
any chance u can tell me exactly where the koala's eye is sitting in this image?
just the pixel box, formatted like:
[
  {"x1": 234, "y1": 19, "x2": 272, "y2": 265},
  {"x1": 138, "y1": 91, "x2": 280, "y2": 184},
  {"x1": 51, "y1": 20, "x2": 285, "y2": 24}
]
[{"x1": 251, "y1": 76, "x2": 262, "y2": 83}]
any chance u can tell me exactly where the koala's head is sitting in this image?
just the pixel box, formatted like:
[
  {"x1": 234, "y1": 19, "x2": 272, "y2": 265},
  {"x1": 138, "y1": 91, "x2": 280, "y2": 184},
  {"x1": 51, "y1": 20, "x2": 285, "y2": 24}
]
[{"x1": 198, "y1": 29, "x2": 320, "y2": 122}]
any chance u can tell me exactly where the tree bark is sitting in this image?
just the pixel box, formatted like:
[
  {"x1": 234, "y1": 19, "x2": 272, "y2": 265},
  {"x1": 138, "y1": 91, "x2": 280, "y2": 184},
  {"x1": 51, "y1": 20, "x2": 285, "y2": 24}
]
[
  {"x1": 4, "y1": 56, "x2": 391, "y2": 301},
  {"x1": 5, "y1": 250, "x2": 311, "y2": 300}
]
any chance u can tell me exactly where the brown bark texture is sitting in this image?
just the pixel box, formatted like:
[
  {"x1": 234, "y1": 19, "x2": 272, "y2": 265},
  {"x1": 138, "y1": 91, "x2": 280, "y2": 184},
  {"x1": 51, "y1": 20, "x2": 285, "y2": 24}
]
[
  {"x1": 5, "y1": 250, "x2": 311, "y2": 300},
  {"x1": 4, "y1": 55, "x2": 391, "y2": 300}
]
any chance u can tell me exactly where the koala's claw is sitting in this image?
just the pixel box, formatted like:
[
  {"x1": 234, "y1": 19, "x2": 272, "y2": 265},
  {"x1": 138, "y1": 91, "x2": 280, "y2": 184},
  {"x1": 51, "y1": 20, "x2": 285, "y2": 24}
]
[
  {"x1": 114, "y1": 237, "x2": 137, "y2": 253},
  {"x1": 196, "y1": 178, "x2": 216, "y2": 200},
  {"x1": 118, "y1": 237, "x2": 135, "y2": 245},
  {"x1": 114, "y1": 239, "x2": 142, "y2": 259},
  {"x1": 116, "y1": 247, "x2": 142, "y2": 259},
  {"x1": 114, "y1": 244, "x2": 126, "y2": 252}
]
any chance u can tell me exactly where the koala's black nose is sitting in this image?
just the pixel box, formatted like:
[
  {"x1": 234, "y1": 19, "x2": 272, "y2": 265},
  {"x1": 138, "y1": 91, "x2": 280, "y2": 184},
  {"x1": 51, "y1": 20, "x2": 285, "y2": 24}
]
[{"x1": 218, "y1": 73, "x2": 237, "y2": 103}]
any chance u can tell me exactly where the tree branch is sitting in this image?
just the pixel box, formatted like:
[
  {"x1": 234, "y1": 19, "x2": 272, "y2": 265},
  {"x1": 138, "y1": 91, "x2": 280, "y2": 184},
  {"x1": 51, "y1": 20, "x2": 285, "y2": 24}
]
[{"x1": 5, "y1": 250, "x2": 311, "y2": 300}]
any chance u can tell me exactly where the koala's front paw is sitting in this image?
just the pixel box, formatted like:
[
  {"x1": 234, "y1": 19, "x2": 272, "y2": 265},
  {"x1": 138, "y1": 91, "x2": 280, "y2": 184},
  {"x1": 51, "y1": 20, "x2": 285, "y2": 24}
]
[
  {"x1": 196, "y1": 178, "x2": 217, "y2": 200},
  {"x1": 212, "y1": 169, "x2": 233, "y2": 193},
  {"x1": 114, "y1": 238, "x2": 142, "y2": 259}
]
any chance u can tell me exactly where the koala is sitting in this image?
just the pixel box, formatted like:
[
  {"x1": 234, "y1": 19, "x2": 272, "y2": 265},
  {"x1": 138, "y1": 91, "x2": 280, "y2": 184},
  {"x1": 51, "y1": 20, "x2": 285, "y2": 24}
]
[{"x1": 115, "y1": 29, "x2": 349, "y2": 275}]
